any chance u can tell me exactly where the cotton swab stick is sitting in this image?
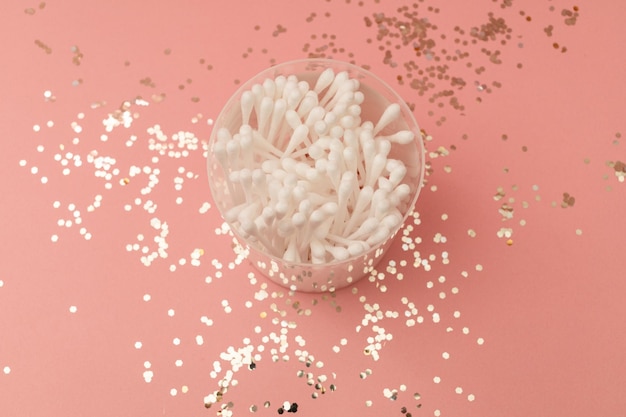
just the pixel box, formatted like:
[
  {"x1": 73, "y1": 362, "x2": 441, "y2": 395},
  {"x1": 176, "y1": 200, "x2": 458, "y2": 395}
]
[
  {"x1": 377, "y1": 130, "x2": 415, "y2": 145},
  {"x1": 365, "y1": 153, "x2": 388, "y2": 187},
  {"x1": 262, "y1": 78, "x2": 276, "y2": 99},
  {"x1": 365, "y1": 224, "x2": 391, "y2": 246},
  {"x1": 319, "y1": 71, "x2": 349, "y2": 107},
  {"x1": 240, "y1": 219, "x2": 278, "y2": 257},
  {"x1": 257, "y1": 96, "x2": 274, "y2": 138},
  {"x1": 313, "y1": 68, "x2": 335, "y2": 94},
  {"x1": 252, "y1": 130, "x2": 283, "y2": 157},
  {"x1": 266, "y1": 98, "x2": 287, "y2": 144},
  {"x1": 284, "y1": 109, "x2": 302, "y2": 130},
  {"x1": 273, "y1": 75, "x2": 287, "y2": 99},
  {"x1": 331, "y1": 171, "x2": 356, "y2": 235},
  {"x1": 251, "y1": 83, "x2": 265, "y2": 118},
  {"x1": 240, "y1": 91, "x2": 254, "y2": 126},
  {"x1": 342, "y1": 185, "x2": 373, "y2": 236},
  {"x1": 283, "y1": 124, "x2": 310, "y2": 156},
  {"x1": 347, "y1": 217, "x2": 379, "y2": 241},
  {"x1": 309, "y1": 238, "x2": 327, "y2": 264},
  {"x1": 373, "y1": 103, "x2": 401, "y2": 135},
  {"x1": 324, "y1": 243, "x2": 350, "y2": 261},
  {"x1": 226, "y1": 139, "x2": 241, "y2": 171},
  {"x1": 296, "y1": 90, "x2": 319, "y2": 118}
]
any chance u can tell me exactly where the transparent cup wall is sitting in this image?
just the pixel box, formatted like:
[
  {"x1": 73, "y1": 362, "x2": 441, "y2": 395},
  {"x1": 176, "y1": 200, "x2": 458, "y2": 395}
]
[{"x1": 207, "y1": 59, "x2": 425, "y2": 292}]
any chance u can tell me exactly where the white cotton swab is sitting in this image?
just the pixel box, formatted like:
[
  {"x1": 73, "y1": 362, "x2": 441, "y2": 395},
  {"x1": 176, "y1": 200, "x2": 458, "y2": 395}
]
[
  {"x1": 376, "y1": 138, "x2": 391, "y2": 158},
  {"x1": 286, "y1": 85, "x2": 304, "y2": 110},
  {"x1": 238, "y1": 168, "x2": 254, "y2": 202},
  {"x1": 312, "y1": 202, "x2": 338, "y2": 241},
  {"x1": 240, "y1": 91, "x2": 254, "y2": 126},
  {"x1": 387, "y1": 160, "x2": 407, "y2": 187},
  {"x1": 324, "y1": 243, "x2": 350, "y2": 261},
  {"x1": 224, "y1": 201, "x2": 251, "y2": 223},
  {"x1": 283, "y1": 238, "x2": 301, "y2": 263},
  {"x1": 251, "y1": 84, "x2": 265, "y2": 117},
  {"x1": 331, "y1": 171, "x2": 356, "y2": 234},
  {"x1": 381, "y1": 210, "x2": 403, "y2": 231},
  {"x1": 252, "y1": 130, "x2": 283, "y2": 158},
  {"x1": 226, "y1": 139, "x2": 241, "y2": 171},
  {"x1": 309, "y1": 238, "x2": 327, "y2": 264},
  {"x1": 274, "y1": 75, "x2": 287, "y2": 99},
  {"x1": 237, "y1": 200, "x2": 261, "y2": 225},
  {"x1": 257, "y1": 96, "x2": 274, "y2": 138},
  {"x1": 304, "y1": 106, "x2": 326, "y2": 129},
  {"x1": 297, "y1": 90, "x2": 319, "y2": 118},
  {"x1": 314, "y1": 68, "x2": 335, "y2": 94},
  {"x1": 342, "y1": 185, "x2": 373, "y2": 236},
  {"x1": 240, "y1": 219, "x2": 278, "y2": 257},
  {"x1": 263, "y1": 78, "x2": 276, "y2": 99},
  {"x1": 284, "y1": 109, "x2": 302, "y2": 130},
  {"x1": 389, "y1": 183, "x2": 411, "y2": 207},
  {"x1": 374, "y1": 198, "x2": 391, "y2": 220},
  {"x1": 378, "y1": 130, "x2": 415, "y2": 145},
  {"x1": 373, "y1": 103, "x2": 401, "y2": 135},
  {"x1": 366, "y1": 224, "x2": 391, "y2": 246},
  {"x1": 266, "y1": 98, "x2": 287, "y2": 144},
  {"x1": 319, "y1": 71, "x2": 349, "y2": 107},
  {"x1": 365, "y1": 153, "x2": 388, "y2": 187},
  {"x1": 283, "y1": 124, "x2": 310, "y2": 156},
  {"x1": 347, "y1": 217, "x2": 379, "y2": 241},
  {"x1": 260, "y1": 206, "x2": 276, "y2": 227}
]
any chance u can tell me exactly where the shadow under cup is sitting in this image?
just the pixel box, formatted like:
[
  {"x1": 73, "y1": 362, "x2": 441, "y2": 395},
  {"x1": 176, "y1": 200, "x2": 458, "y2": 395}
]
[{"x1": 207, "y1": 59, "x2": 425, "y2": 292}]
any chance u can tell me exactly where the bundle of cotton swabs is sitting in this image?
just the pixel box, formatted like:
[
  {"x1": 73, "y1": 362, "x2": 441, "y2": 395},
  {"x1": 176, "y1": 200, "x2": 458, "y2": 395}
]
[{"x1": 213, "y1": 68, "x2": 416, "y2": 264}]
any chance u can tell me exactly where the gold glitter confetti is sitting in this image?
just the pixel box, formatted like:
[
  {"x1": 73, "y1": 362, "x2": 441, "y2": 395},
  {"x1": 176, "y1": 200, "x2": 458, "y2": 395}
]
[
  {"x1": 140, "y1": 77, "x2": 156, "y2": 88},
  {"x1": 71, "y1": 45, "x2": 83, "y2": 65},
  {"x1": 561, "y1": 192, "x2": 576, "y2": 208},
  {"x1": 34, "y1": 39, "x2": 52, "y2": 54}
]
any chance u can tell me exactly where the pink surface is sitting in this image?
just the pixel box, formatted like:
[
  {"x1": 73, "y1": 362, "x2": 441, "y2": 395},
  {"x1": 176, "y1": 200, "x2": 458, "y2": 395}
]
[{"x1": 1, "y1": 1, "x2": 625, "y2": 416}]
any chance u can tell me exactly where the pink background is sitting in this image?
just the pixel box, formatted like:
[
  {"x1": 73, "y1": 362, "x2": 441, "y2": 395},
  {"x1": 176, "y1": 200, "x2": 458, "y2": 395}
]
[{"x1": 1, "y1": 0, "x2": 625, "y2": 416}]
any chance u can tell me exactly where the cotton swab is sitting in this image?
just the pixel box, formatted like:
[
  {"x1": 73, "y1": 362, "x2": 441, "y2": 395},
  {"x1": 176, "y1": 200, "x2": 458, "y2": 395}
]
[
  {"x1": 347, "y1": 217, "x2": 379, "y2": 241},
  {"x1": 373, "y1": 102, "x2": 401, "y2": 135},
  {"x1": 331, "y1": 171, "x2": 356, "y2": 234},
  {"x1": 240, "y1": 219, "x2": 278, "y2": 257},
  {"x1": 257, "y1": 96, "x2": 274, "y2": 138},
  {"x1": 240, "y1": 91, "x2": 254, "y2": 126},
  {"x1": 283, "y1": 124, "x2": 310, "y2": 156},
  {"x1": 313, "y1": 67, "x2": 335, "y2": 94},
  {"x1": 378, "y1": 130, "x2": 415, "y2": 145},
  {"x1": 297, "y1": 91, "x2": 319, "y2": 118},
  {"x1": 262, "y1": 78, "x2": 276, "y2": 100},
  {"x1": 266, "y1": 98, "x2": 287, "y2": 143}
]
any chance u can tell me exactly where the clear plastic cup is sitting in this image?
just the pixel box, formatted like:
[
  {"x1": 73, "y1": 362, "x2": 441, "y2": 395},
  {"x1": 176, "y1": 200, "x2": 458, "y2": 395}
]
[{"x1": 207, "y1": 58, "x2": 425, "y2": 292}]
